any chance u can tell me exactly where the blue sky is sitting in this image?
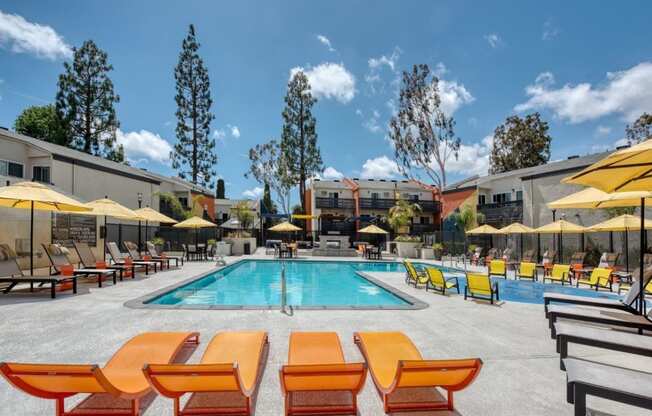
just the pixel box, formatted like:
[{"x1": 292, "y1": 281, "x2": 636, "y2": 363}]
[{"x1": 1, "y1": 1, "x2": 651, "y2": 202}]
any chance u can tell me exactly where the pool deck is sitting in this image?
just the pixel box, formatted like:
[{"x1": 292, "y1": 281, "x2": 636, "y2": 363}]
[{"x1": 0, "y1": 252, "x2": 650, "y2": 415}]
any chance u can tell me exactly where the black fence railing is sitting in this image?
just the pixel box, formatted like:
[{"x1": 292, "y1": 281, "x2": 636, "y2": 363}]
[
  {"x1": 359, "y1": 198, "x2": 396, "y2": 210},
  {"x1": 477, "y1": 200, "x2": 523, "y2": 227},
  {"x1": 315, "y1": 197, "x2": 355, "y2": 209},
  {"x1": 106, "y1": 224, "x2": 219, "y2": 251}
]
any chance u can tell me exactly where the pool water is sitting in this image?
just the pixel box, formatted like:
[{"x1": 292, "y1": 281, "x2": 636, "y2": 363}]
[
  {"x1": 147, "y1": 259, "x2": 621, "y2": 307},
  {"x1": 148, "y1": 260, "x2": 415, "y2": 307}
]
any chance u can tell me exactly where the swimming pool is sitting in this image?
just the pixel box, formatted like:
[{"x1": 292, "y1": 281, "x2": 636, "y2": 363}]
[
  {"x1": 144, "y1": 260, "x2": 426, "y2": 309},
  {"x1": 136, "y1": 259, "x2": 621, "y2": 309}
]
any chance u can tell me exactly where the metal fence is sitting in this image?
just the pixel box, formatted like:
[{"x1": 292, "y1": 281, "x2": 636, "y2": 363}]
[{"x1": 106, "y1": 224, "x2": 219, "y2": 251}]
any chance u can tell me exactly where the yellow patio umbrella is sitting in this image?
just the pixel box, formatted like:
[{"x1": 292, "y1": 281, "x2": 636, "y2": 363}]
[
  {"x1": 498, "y1": 223, "x2": 534, "y2": 259},
  {"x1": 0, "y1": 181, "x2": 91, "y2": 273},
  {"x1": 134, "y1": 207, "x2": 178, "y2": 254},
  {"x1": 587, "y1": 214, "x2": 652, "y2": 272},
  {"x1": 535, "y1": 220, "x2": 586, "y2": 263},
  {"x1": 548, "y1": 187, "x2": 652, "y2": 210},
  {"x1": 466, "y1": 224, "x2": 500, "y2": 250},
  {"x1": 268, "y1": 221, "x2": 302, "y2": 232},
  {"x1": 359, "y1": 224, "x2": 389, "y2": 249},
  {"x1": 173, "y1": 216, "x2": 217, "y2": 246},
  {"x1": 564, "y1": 140, "x2": 652, "y2": 314}
]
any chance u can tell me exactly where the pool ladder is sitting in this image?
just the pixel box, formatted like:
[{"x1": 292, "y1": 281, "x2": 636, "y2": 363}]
[{"x1": 280, "y1": 262, "x2": 287, "y2": 313}]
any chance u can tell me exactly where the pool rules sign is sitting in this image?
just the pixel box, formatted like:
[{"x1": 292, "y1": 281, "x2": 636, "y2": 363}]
[{"x1": 51, "y1": 213, "x2": 97, "y2": 247}]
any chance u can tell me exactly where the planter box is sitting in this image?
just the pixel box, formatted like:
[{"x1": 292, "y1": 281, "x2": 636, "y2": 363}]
[
  {"x1": 395, "y1": 241, "x2": 422, "y2": 258},
  {"x1": 223, "y1": 237, "x2": 257, "y2": 256},
  {"x1": 420, "y1": 247, "x2": 435, "y2": 260}
]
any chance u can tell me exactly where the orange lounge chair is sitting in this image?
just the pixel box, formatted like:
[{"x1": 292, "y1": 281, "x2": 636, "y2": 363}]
[
  {"x1": 0, "y1": 332, "x2": 199, "y2": 416},
  {"x1": 144, "y1": 331, "x2": 268, "y2": 416},
  {"x1": 280, "y1": 332, "x2": 367, "y2": 416},
  {"x1": 354, "y1": 331, "x2": 482, "y2": 413}
]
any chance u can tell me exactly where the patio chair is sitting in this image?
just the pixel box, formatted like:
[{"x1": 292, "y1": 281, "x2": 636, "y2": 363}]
[
  {"x1": 569, "y1": 251, "x2": 587, "y2": 278},
  {"x1": 146, "y1": 242, "x2": 182, "y2": 268},
  {"x1": 42, "y1": 243, "x2": 117, "y2": 287},
  {"x1": 545, "y1": 266, "x2": 652, "y2": 317},
  {"x1": 501, "y1": 247, "x2": 513, "y2": 262},
  {"x1": 598, "y1": 252, "x2": 620, "y2": 268},
  {"x1": 354, "y1": 331, "x2": 482, "y2": 413},
  {"x1": 470, "y1": 246, "x2": 484, "y2": 266},
  {"x1": 0, "y1": 332, "x2": 199, "y2": 416},
  {"x1": 554, "y1": 322, "x2": 652, "y2": 371},
  {"x1": 540, "y1": 249, "x2": 557, "y2": 275},
  {"x1": 280, "y1": 332, "x2": 367, "y2": 416},
  {"x1": 74, "y1": 241, "x2": 134, "y2": 280},
  {"x1": 575, "y1": 267, "x2": 613, "y2": 291},
  {"x1": 265, "y1": 240, "x2": 281, "y2": 255},
  {"x1": 547, "y1": 304, "x2": 652, "y2": 339},
  {"x1": 488, "y1": 259, "x2": 507, "y2": 279},
  {"x1": 484, "y1": 247, "x2": 500, "y2": 265},
  {"x1": 542, "y1": 264, "x2": 571, "y2": 285},
  {"x1": 106, "y1": 242, "x2": 156, "y2": 275},
  {"x1": 144, "y1": 332, "x2": 268, "y2": 416},
  {"x1": 564, "y1": 358, "x2": 652, "y2": 415},
  {"x1": 124, "y1": 241, "x2": 169, "y2": 270},
  {"x1": 425, "y1": 267, "x2": 459, "y2": 295},
  {"x1": 465, "y1": 273, "x2": 500, "y2": 304},
  {"x1": 0, "y1": 243, "x2": 77, "y2": 299},
  {"x1": 404, "y1": 260, "x2": 427, "y2": 287},
  {"x1": 517, "y1": 262, "x2": 537, "y2": 280}
]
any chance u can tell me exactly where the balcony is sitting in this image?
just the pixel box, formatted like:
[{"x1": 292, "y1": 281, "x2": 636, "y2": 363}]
[
  {"x1": 315, "y1": 197, "x2": 356, "y2": 210},
  {"x1": 411, "y1": 223, "x2": 437, "y2": 235},
  {"x1": 415, "y1": 200, "x2": 441, "y2": 213},
  {"x1": 477, "y1": 200, "x2": 523, "y2": 227},
  {"x1": 359, "y1": 198, "x2": 396, "y2": 210}
]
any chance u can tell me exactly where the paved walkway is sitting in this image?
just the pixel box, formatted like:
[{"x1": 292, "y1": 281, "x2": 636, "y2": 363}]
[{"x1": 0, "y1": 255, "x2": 649, "y2": 415}]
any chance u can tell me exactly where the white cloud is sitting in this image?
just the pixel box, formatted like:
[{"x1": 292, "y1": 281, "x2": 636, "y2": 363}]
[
  {"x1": 484, "y1": 33, "x2": 502, "y2": 48},
  {"x1": 595, "y1": 125, "x2": 612, "y2": 137},
  {"x1": 515, "y1": 62, "x2": 652, "y2": 123},
  {"x1": 368, "y1": 47, "x2": 402, "y2": 72},
  {"x1": 290, "y1": 62, "x2": 356, "y2": 103},
  {"x1": 438, "y1": 79, "x2": 475, "y2": 115},
  {"x1": 362, "y1": 109, "x2": 383, "y2": 134},
  {"x1": 229, "y1": 125, "x2": 240, "y2": 138},
  {"x1": 365, "y1": 47, "x2": 402, "y2": 95},
  {"x1": 444, "y1": 135, "x2": 493, "y2": 177},
  {"x1": 213, "y1": 129, "x2": 226, "y2": 141},
  {"x1": 434, "y1": 62, "x2": 448, "y2": 77},
  {"x1": 116, "y1": 129, "x2": 173, "y2": 164},
  {"x1": 360, "y1": 156, "x2": 399, "y2": 179},
  {"x1": 316, "y1": 34, "x2": 335, "y2": 52},
  {"x1": 542, "y1": 19, "x2": 560, "y2": 41},
  {"x1": 242, "y1": 186, "x2": 264, "y2": 199},
  {"x1": 0, "y1": 11, "x2": 72, "y2": 60},
  {"x1": 322, "y1": 166, "x2": 344, "y2": 179}
]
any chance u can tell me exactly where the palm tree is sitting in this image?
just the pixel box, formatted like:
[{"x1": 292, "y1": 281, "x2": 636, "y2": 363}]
[
  {"x1": 388, "y1": 199, "x2": 422, "y2": 236},
  {"x1": 450, "y1": 204, "x2": 479, "y2": 268}
]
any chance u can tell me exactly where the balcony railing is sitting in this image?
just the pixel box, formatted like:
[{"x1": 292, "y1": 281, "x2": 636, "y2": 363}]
[
  {"x1": 411, "y1": 223, "x2": 437, "y2": 235},
  {"x1": 477, "y1": 200, "x2": 523, "y2": 227},
  {"x1": 359, "y1": 198, "x2": 397, "y2": 210},
  {"x1": 415, "y1": 200, "x2": 441, "y2": 213},
  {"x1": 315, "y1": 197, "x2": 355, "y2": 209}
]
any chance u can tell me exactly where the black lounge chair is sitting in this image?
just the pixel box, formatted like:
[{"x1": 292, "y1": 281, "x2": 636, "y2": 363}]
[
  {"x1": 555, "y1": 322, "x2": 652, "y2": 370},
  {"x1": 42, "y1": 243, "x2": 117, "y2": 287},
  {"x1": 73, "y1": 241, "x2": 134, "y2": 280},
  {"x1": 106, "y1": 242, "x2": 156, "y2": 275},
  {"x1": 0, "y1": 244, "x2": 77, "y2": 299},
  {"x1": 547, "y1": 305, "x2": 652, "y2": 338},
  {"x1": 544, "y1": 267, "x2": 652, "y2": 318},
  {"x1": 124, "y1": 241, "x2": 169, "y2": 270},
  {"x1": 564, "y1": 358, "x2": 652, "y2": 416},
  {"x1": 146, "y1": 242, "x2": 182, "y2": 267}
]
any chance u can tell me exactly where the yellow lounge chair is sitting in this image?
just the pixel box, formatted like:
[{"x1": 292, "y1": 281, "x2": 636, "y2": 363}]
[
  {"x1": 543, "y1": 264, "x2": 571, "y2": 285},
  {"x1": 517, "y1": 262, "x2": 537, "y2": 281},
  {"x1": 425, "y1": 267, "x2": 459, "y2": 295},
  {"x1": 488, "y1": 259, "x2": 507, "y2": 279},
  {"x1": 465, "y1": 273, "x2": 500, "y2": 304},
  {"x1": 280, "y1": 332, "x2": 367, "y2": 416},
  {"x1": 403, "y1": 261, "x2": 428, "y2": 287},
  {"x1": 144, "y1": 331, "x2": 268, "y2": 416},
  {"x1": 354, "y1": 331, "x2": 482, "y2": 413},
  {"x1": 576, "y1": 267, "x2": 613, "y2": 291},
  {"x1": 0, "y1": 332, "x2": 199, "y2": 416}
]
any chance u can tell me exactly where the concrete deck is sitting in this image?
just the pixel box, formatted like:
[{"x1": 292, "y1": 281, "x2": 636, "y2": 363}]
[{"x1": 0, "y1": 254, "x2": 650, "y2": 415}]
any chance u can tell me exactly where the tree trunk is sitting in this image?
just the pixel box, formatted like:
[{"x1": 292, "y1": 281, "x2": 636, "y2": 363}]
[
  {"x1": 191, "y1": 68, "x2": 198, "y2": 184},
  {"x1": 84, "y1": 76, "x2": 92, "y2": 153},
  {"x1": 299, "y1": 100, "x2": 306, "y2": 213}
]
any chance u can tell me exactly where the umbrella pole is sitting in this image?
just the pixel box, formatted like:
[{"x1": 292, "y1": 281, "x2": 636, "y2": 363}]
[
  {"x1": 145, "y1": 220, "x2": 149, "y2": 248},
  {"x1": 639, "y1": 198, "x2": 645, "y2": 315},
  {"x1": 537, "y1": 233, "x2": 541, "y2": 263},
  {"x1": 104, "y1": 215, "x2": 107, "y2": 261},
  {"x1": 625, "y1": 228, "x2": 629, "y2": 273},
  {"x1": 30, "y1": 201, "x2": 34, "y2": 275},
  {"x1": 609, "y1": 231, "x2": 614, "y2": 253},
  {"x1": 560, "y1": 232, "x2": 563, "y2": 264},
  {"x1": 520, "y1": 234, "x2": 523, "y2": 260}
]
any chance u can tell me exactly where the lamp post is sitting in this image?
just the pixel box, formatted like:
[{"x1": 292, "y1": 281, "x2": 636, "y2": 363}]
[{"x1": 137, "y1": 192, "x2": 143, "y2": 254}]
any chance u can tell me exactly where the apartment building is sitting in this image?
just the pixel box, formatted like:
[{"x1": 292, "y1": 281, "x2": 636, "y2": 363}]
[{"x1": 305, "y1": 177, "x2": 442, "y2": 236}]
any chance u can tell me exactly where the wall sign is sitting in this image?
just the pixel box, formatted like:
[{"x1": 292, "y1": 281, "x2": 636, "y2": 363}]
[{"x1": 51, "y1": 213, "x2": 97, "y2": 247}]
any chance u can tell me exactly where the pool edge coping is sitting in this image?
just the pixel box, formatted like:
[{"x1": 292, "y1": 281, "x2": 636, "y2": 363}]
[{"x1": 124, "y1": 258, "x2": 429, "y2": 311}]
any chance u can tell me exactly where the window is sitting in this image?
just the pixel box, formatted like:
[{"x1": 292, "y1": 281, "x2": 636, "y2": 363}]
[
  {"x1": 492, "y1": 193, "x2": 511, "y2": 204},
  {"x1": 178, "y1": 197, "x2": 188, "y2": 208},
  {"x1": 516, "y1": 190, "x2": 523, "y2": 201},
  {"x1": 0, "y1": 160, "x2": 24, "y2": 178},
  {"x1": 328, "y1": 192, "x2": 339, "y2": 199},
  {"x1": 478, "y1": 194, "x2": 486, "y2": 205},
  {"x1": 371, "y1": 192, "x2": 379, "y2": 199},
  {"x1": 420, "y1": 216, "x2": 430, "y2": 225},
  {"x1": 383, "y1": 191, "x2": 390, "y2": 198},
  {"x1": 32, "y1": 166, "x2": 50, "y2": 183}
]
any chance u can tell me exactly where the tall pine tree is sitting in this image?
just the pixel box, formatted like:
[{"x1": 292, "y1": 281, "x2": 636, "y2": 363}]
[
  {"x1": 171, "y1": 24, "x2": 217, "y2": 189},
  {"x1": 280, "y1": 71, "x2": 322, "y2": 213},
  {"x1": 55, "y1": 40, "x2": 123, "y2": 161}
]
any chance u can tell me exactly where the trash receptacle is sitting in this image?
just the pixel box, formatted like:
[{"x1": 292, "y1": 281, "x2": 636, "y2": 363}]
[{"x1": 243, "y1": 242, "x2": 251, "y2": 255}]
